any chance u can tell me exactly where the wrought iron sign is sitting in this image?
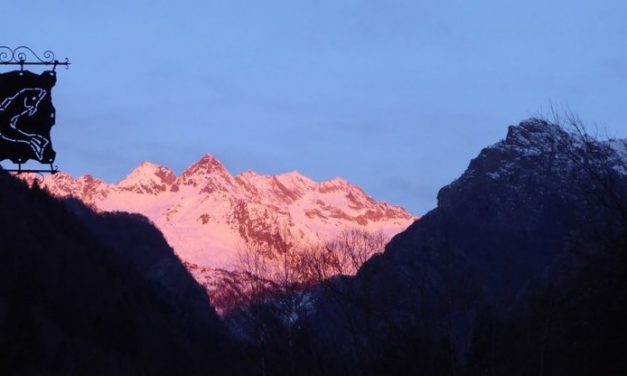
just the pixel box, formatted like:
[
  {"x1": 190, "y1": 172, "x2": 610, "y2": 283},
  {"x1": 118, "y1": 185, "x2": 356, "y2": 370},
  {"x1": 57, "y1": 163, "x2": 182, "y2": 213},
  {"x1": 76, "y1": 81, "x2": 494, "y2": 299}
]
[{"x1": 0, "y1": 46, "x2": 70, "y2": 174}]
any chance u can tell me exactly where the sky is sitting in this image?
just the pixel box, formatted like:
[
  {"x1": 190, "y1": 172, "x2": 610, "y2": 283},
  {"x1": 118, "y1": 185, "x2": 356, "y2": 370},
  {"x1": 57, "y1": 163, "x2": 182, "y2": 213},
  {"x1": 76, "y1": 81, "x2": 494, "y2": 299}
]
[{"x1": 1, "y1": 1, "x2": 626, "y2": 215}]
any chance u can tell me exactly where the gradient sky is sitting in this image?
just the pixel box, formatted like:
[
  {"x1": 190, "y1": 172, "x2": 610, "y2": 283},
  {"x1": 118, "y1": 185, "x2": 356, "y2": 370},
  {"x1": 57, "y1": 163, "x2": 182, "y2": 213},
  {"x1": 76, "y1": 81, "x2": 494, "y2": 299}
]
[{"x1": 2, "y1": 1, "x2": 626, "y2": 214}]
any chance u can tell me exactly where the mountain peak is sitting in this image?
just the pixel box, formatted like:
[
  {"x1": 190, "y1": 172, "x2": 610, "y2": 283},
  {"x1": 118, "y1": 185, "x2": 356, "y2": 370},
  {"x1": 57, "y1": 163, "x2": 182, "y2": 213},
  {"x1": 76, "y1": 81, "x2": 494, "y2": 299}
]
[
  {"x1": 180, "y1": 154, "x2": 230, "y2": 179},
  {"x1": 195, "y1": 154, "x2": 227, "y2": 171},
  {"x1": 239, "y1": 170, "x2": 257, "y2": 178},
  {"x1": 139, "y1": 161, "x2": 159, "y2": 168},
  {"x1": 503, "y1": 118, "x2": 566, "y2": 150},
  {"x1": 319, "y1": 177, "x2": 351, "y2": 193},
  {"x1": 439, "y1": 119, "x2": 565, "y2": 205},
  {"x1": 118, "y1": 161, "x2": 175, "y2": 194},
  {"x1": 177, "y1": 154, "x2": 236, "y2": 193},
  {"x1": 275, "y1": 171, "x2": 316, "y2": 190},
  {"x1": 76, "y1": 174, "x2": 106, "y2": 187},
  {"x1": 278, "y1": 170, "x2": 306, "y2": 179}
]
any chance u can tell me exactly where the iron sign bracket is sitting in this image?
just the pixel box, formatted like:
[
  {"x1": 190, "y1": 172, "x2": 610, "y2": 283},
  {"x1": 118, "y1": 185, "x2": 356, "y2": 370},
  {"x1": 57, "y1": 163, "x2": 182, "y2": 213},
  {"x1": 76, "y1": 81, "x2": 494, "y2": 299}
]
[
  {"x1": 4, "y1": 163, "x2": 59, "y2": 175},
  {"x1": 0, "y1": 46, "x2": 70, "y2": 72}
]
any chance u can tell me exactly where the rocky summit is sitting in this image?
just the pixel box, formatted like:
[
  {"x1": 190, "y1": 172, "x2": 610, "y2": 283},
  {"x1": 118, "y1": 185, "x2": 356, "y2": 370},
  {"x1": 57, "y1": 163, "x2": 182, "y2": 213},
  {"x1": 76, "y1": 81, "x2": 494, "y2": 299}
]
[{"x1": 22, "y1": 155, "x2": 414, "y2": 285}]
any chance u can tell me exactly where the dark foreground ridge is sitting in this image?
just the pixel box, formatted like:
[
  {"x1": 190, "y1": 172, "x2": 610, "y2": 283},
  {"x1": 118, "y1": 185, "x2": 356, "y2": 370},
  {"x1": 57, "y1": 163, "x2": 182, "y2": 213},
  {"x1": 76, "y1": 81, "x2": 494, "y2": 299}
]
[
  {"x1": 0, "y1": 172, "x2": 232, "y2": 375},
  {"x1": 315, "y1": 119, "x2": 627, "y2": 375}
]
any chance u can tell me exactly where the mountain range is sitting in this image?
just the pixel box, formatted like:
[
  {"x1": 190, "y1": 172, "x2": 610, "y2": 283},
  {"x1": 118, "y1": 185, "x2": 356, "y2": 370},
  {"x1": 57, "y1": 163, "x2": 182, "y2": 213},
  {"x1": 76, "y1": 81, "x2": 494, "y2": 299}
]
[
  {"x1": 22, "y1": 156, "x2": 414, "y2": 308},
  {"x1": 27, "y1": 156, "x2": 413, "y2": 268},
  {"x1": 4, "y1": 118, "x2": 626, "y2": 375}
]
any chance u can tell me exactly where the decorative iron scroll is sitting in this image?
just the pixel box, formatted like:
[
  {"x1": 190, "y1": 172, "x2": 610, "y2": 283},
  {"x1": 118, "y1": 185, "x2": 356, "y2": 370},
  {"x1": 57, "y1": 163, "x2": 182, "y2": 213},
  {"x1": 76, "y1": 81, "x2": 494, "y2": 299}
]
[{"x1": 0, "y1": 46, "x2": 70, "y2": 71}]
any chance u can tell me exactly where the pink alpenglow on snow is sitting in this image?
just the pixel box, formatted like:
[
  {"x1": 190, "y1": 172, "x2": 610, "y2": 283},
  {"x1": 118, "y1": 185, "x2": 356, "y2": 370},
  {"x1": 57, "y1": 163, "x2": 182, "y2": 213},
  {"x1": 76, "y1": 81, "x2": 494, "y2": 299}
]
[{"x1": 24, "y1": 154, "x2": 416, "y2": 271}]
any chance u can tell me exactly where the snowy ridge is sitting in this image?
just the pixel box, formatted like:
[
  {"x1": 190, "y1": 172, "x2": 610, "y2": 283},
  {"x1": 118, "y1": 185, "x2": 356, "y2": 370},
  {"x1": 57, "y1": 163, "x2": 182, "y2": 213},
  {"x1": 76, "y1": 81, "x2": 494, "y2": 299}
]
[
  {"x1": 25, "y1": 154, "x2": 415, "y2": 271},
  {"x1": 443, "y1": 119, "x2": 627, "y2": 192}
]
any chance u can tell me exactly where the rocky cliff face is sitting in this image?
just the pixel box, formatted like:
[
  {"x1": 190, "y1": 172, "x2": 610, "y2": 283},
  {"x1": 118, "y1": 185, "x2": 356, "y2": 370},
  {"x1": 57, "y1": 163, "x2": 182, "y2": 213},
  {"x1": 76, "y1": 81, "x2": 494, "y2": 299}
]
[
  {"x1": 24, "y1": 155, "x2": 414, "y2": 271},
  {"x1": 373, "y1": 119, "x2": 626, "y2": 304},
  {"x1": 307, "y1": 119, "x2": 627, "y2": 371}
]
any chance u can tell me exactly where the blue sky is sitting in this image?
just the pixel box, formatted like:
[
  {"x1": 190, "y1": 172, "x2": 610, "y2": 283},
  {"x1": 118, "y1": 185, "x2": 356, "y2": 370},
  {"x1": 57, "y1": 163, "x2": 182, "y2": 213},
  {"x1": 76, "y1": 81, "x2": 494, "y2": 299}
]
[{"x1": 2, "y1": 1, "x2": 626, "y2": 214}]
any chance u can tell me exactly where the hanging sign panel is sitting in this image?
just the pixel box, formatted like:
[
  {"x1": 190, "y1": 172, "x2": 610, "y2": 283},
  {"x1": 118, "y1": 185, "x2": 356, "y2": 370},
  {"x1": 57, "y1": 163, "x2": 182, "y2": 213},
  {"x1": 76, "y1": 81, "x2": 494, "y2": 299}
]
[
  {"x1": 0, "y1": 46, "x2": 69, "y2": 173},
  {"x1": 0, "y1": 70, "x2": 57, "y2": 164}
]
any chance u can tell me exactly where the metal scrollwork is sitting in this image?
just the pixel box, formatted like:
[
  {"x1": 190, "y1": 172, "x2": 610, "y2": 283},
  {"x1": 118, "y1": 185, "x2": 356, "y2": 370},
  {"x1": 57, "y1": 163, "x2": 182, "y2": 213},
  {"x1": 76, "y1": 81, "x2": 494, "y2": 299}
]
[
  {"x1": 0, "y1": 46, "x2": 70, "y2": 70},
  {"x1": 14, "y1": 46, "x2": 55, "y2": 63},
  {"x1": 0, "y1": 46, "x2": 13, "y2": 64}
]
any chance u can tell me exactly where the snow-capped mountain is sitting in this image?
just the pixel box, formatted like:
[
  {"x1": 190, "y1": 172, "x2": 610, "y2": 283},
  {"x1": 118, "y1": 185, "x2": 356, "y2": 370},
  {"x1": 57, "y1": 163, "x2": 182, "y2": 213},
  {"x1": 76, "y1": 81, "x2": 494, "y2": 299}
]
[{"x1": 27, "y1": 154, "x2": 415, "y2": 272}]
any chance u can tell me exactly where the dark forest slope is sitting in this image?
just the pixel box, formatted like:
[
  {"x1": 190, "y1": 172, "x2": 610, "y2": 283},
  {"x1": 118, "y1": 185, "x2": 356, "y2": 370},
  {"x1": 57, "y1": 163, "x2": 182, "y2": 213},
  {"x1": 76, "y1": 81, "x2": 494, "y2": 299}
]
[
  {"x1": 320, "y1": 119, "x2": 627, "y2": 374},
  {"x1": 0, "y1": 172, "x2": 230, "y2": 375}
]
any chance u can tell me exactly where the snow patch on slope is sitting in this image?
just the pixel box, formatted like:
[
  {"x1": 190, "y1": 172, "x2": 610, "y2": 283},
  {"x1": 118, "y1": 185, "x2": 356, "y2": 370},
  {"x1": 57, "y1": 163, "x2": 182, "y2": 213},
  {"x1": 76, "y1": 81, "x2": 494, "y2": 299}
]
[{"x1": 28, "y1": 155, "x2": 416, "y2": 271}]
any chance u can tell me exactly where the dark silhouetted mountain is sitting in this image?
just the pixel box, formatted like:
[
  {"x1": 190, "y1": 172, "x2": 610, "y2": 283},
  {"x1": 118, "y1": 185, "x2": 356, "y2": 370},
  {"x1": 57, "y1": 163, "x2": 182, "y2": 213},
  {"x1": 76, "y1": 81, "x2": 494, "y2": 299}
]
[
  {"x1": 314, "y1": 119, "x2": 627, "y2": 374},
  {"x1": 63, "y1": 198, "x2": 223, "y2": 332},
  {"x1": 0, "y1": 172, "x2": 231, "y2": 375},
  {"x1": 226, "y1": 119, "x2": 626, "y2": 376}
]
